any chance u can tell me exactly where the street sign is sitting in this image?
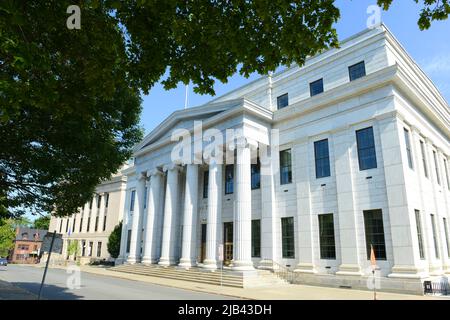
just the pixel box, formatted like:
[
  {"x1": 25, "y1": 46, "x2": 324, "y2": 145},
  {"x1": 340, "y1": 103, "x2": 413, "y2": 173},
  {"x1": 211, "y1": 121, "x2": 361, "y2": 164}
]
[{"x1": 41, "y1": 232, "x2": 63, "y2": 254}]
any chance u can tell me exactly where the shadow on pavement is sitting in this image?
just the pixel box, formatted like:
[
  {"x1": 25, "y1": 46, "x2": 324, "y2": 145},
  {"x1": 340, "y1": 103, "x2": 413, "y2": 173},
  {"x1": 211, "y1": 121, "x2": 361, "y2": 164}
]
[{"x1": 11, "y1": 282, "x2": 83, "y2": 300}]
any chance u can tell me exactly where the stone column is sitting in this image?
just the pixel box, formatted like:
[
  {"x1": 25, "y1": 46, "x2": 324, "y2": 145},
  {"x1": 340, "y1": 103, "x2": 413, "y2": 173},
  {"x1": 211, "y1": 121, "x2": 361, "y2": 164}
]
[
  {"x1": 334, "y1": 128, "x2": 363, "y2": 276},
  {"x1": 117, "y1": 190, "x2": 132, "y2": 264},
  {"x1": 142, "y1": 168, "x2": 164, "y2": 264},
  {"x1": 232, "y1": 138, "x2": 256, "y2": 271},
  {"x1": 97, "y1": 193, "x2": 105, "y2": 233},
  {"x1": 127, "y1": 172, "x2": 147, "y2": 264},
  {"x1": 159, "y1": 164, "x2": 182, "y2": 266},
  {"x1": 203, "y1": 160, "x2": 223, "y2": 270},
  {"x1": 179, "y1": 164, "x2": 199, "y2": 268}
]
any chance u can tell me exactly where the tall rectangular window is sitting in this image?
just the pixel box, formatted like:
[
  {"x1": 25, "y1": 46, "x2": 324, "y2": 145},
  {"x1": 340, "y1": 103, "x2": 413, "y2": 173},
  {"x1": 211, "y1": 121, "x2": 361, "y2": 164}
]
[
  {"x1": 88, "y1": 242, "x2": 93, "y2": 257},
  {"x1": 310, "y1": 78, "x2": 324, "y2": 97},
  {"x1": 105, "y1": 193, "x2": 109, "y2": 208},
  {"x1": 79, "y1": 218, "x2": 83, "y2": 233},
  {"x1": 433, "y1": 151, "x2": 441, "y2": 185},
  {"x1": 251, "y1": 220, "x2": 261, "y2": 258},
  {"x1": 225, "y1": 165, "x2": 234, "y2": 195},
  {"x1": 203, "y1": 171, "x2": 209, "y2": 198},
  {"x1": 444, "y1": 218, "x2": 450, "y2": 258},
  {"x1": 129, "y1": 190, "x2": 136, "y2": 211},
  {"x1": 97, "y1": 242, "x2": 102, "y2": 257},
  {"x1": 356, "y1": 127, "x2": 377, "y2": 170},
  {"x1": 314, "y1": 139, "x2": 331, "y2": 179},
  {"x1": 431, "y1": 214, "x2": 440, "y2": 259},
  {"x1": 59, "y1": 219, "x2": 63, "y2": 233},
  {"x1": 277, "y1": 93, "x2": 289, "y2": 110},
  {"x1": 65, "y1": 219, "x2": 69, "y2": 233},
  {"x1": 126, "y1": 230, "x2": 132, "y2": 253},
  {"x1": 251, "y1": 159, "x2": 261, "y2": 190},
  {"x1": 89, "y1": 198, "x2": 93, "y2": 210},
  {"x1": 349, "y1": 61, "x2": 366, "y2": 81},
  {"x1": 404, "y1": 128, "x2": 414, "y2": 169},
  {"x1": 95, "y1": 216, "x2": 99, "y2": 232},
  {"x1": 97, "y1": 195, "x2": 101, "y2": 209},
  {"x1": 280, "y1": 149, "x2": 292, "y2": 185},
  {"x1": 318, "y1": 214, "x2": 336, "y2": 260},
  {"x1": 415, "y1": 210, "x2": 425, "y2": 259},
  {"x1": 281, "y1": 217, "x2": 295, "y2": 258},
  {"x1": 73, "y1": 217, "x2": 76, "y2": 234},
  {"x1": 87, "y1": 216, "x2": 91, "y2": 232},
  {"x1": 420, "y1": 141, "x2": 428, "y2": 178},
  {"x1": 143, "y1": 187, "x2": 147, "y2": 209},
  {"x1": 363, "y1": 209, "x2": 387, "y2": 260},
  {"x1": 81, "y1": 240, "x2": 86, "y2": 256},
  {"x1": 103, "y1": 215, "x2": 107, "y2": 231},
  {"x1": 444, "y1": 159, "x2": 450, "y2": 190}
]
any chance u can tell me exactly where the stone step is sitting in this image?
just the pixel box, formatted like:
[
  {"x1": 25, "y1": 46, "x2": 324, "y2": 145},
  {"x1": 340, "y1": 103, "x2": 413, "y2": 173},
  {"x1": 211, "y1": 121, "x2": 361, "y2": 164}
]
[{"x1": 112, "y1": 266, "x2": 241, "y2": 279}]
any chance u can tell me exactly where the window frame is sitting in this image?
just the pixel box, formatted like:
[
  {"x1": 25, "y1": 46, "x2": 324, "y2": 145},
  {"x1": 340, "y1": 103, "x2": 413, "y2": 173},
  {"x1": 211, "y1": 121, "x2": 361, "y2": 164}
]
[
  {"x1": 314, "y1": 139, "x2": 331, "y2": 179},
  {"x1": 431, "y1": 214, "x2": 440, "y2": 259},
  {"x1": 224, "y1": 164, "x2": 234, "y2": 195},
  {"x1": 203, "y1": 171, "x2": 209, "y2": 198},
  {"x1": 281, "y1": 217, "x2": 295, "y2": 259},
  {"x1": 420, "y1": 141, "x2": 429, "y2": 178},
  {"x1": 279, "y1": 149, "x2": 293, "y2": 185},
  {"x1": 318, "y1": 214, "x2": 337, "y2": 260},
  {"x1": 356, "y1": 127, "x2": 377, "y2": 171},
  {"x1": 433, "y1": 150, "x2": 441, "y2": 185},
  {"x1": 277, "y1": 93, "x2": 289, "y2": 110},
  {"x1": 348, "y1": 61, "x2": 366, "y2": 81},
  {"x1": 251, "y1": 159, "x2": 261, "y2": 190},
  {"x1": 251, "y1": 219, "x2": 261, "y2": 258},
  {"x1": 404, "y1": 128, "x2": 414, "y2": 170},
  {"x1": 414, "y1": 210, "x2": 425, "y2": 260},
  {"x1": 309, "y1": 78, "x2": 324, "y2": 97},
  {"x1": 363, "y1": 209, "x2": 387, "y2": 261}
]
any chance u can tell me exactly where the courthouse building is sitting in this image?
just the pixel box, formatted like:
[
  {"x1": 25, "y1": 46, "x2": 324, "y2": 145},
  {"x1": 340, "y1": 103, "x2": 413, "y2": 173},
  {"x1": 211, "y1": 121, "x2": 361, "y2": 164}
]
[
  {"x1": 52, "y1": 25, "x2": 450, "y2": 292},
  {"x1": 49, "y1": 167, "x2": 129, "y2": 264}
]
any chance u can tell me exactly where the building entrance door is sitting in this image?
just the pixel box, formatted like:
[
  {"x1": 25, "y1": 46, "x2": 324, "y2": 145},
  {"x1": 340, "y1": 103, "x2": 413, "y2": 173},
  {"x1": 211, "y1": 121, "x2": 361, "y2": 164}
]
[
  {"x1": 200, "y1": 224, "x2": 207, "y2": 263},
  {"x1": 223, "y1": 222, "x2": 233, "y2": 266}
]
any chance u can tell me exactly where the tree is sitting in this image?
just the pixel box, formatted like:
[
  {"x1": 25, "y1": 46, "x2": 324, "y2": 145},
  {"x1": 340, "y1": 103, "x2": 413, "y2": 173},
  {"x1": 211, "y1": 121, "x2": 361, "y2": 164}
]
[
  {"x1": 10, "y1": 216, "x2": 31, "y2": 229},
  {"x1": 0, "y1": 219, "x2": 15, "y2": 257},
  {"x1": 67, "y1": 240, "x2": 80, "y2": 257},
  {"x1": 33, "y1": 215, "x2": 50, "y2": 230},
  {"x1": 1, "y1": 1, "x2": 447, "y2": 219},
  {"x1": 378, "y1": 0, "x2": 450, "y2": 30},
  {"x1": 107, "y1": 221, "x2": 122, "y2": 259}
]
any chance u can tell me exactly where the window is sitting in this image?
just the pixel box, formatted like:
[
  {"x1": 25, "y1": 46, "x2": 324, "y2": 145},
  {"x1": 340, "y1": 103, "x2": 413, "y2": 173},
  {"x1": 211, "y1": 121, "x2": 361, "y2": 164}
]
[
  {"x1": 88, "y1": 242, "x2": 93, "y2": 257},
  {"x1": 59, "y1": 220, "x2": 63, "y2": 233},
  {"x1": 444, "y1": 159, "x2": 450, "y2": 190},
  {"x1": 73, "y1": 217, "x2": 76, "y2": 234},
  {"x1": 251, "y1": 220, "x2": 261, "y2": 258},
  {"x1": 310, "y1": 79, "x2": 324, "y2": 97},
  {"x1": 277, "y1": 93, "x2": 289, "y2": 110},
  {"x1": 314, "y1": 139, "x2": 331, "y2": 178},
  {"x1": 87, "y1": 217, "x2": 91, "y2": 232},
  {"x1": 79, "y1": 218, "x2": 83, "y2": 233},
  {"x1": 318, "y1": 214, "x2": 336, "y2": 260},
  {"x1": 356, "y1": 127, "x2": 377, "y2": 170},
  {"x1": 81, "y1": 240, "x2": 86, "y2": 256},
  {"x1": 89, "y1": 198, "x2": 93, "y2": 210},
  {"x1": 105, "y1": 193, "x2": 109, "y2": 208},
  {"x1": 203, "y1": 171, "x2": 209, "y2": 198},
  {"x1": 103, "y1": 215, "x2": 107, "y2": 231},
  {"x1": 281, "y1": 217, "x2": 295, "y2": 258},
  {"x1": 404, "y1": 128, "x2": 414, "y2": 170},
  {"x1": 420, "y1": 141, "x2": 428, "y2": 178},
  {"x1": 363, "y1": 210, "x2": 387, "y2": 260},
  {"x1": 126, "y1": 230, "x2": 132, "y2": 253},
  {"x1": 225, "y1": 165, "x2": 234, "y2": 195},
  {"x1": 433, "y1": 151, "x2": 441, "y2": 185},
  {"x1": 129, "y1": 190, "x2": 136, "y2": 211},
  {"x1": 97, "y1": 195, "x2": 102, "y2": 209},
  {"x1": 251, "y1": 159, "x2": 261, "y2": 190},
  {"x1": 280, "y1": 149, "x2": 292, "y2": 185},
  {"x1": 431, "y1": 214, "x2": 440, "y2": 259},
  {"x1": 95, "y1": 215, "x2": 99, "y2": 232},
  {"x1": 65, "y1": 219, "x2": 69, "y2": 233},
  {"x1": 349, "y1": 61, "x2": 366, "y2": 81},
  {"x1": 444, "y1": 218, "x2": 450, "y2": 258},
  {"x1": 97, "y1": 242, "x2": 102, "y2": 258},
  {"x1": 415, "y1": 210, "x2": 425, "y2": 260}
]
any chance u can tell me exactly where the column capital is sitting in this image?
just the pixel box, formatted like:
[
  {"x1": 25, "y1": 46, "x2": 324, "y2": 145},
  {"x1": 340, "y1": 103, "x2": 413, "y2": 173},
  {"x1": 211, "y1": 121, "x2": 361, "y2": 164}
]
[
  {"x1": 138, "y1": 171, "x2": 147, "y2": 181},
  {"x1": 147, "y1": 168, "x2": 163, "y2": 178},
  {"x1": 163, "y1": 163, "x2": 182, "y2": 173},
  {"x1": 229, "y1": 137, "x2": 258, "y2": 151}
]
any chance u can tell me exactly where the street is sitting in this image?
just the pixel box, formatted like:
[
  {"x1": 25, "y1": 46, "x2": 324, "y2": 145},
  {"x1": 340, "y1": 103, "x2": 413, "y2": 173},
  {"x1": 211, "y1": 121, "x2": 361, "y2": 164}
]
[{"x1": 0, "y1": 265, "x2": 237, "y2": 300}]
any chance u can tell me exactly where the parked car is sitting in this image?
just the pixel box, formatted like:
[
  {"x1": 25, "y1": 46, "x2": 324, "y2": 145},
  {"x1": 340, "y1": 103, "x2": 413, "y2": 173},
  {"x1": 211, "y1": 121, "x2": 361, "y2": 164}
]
[{"x1": 0, "y1": 257, "x2": 7, "y2": 267}]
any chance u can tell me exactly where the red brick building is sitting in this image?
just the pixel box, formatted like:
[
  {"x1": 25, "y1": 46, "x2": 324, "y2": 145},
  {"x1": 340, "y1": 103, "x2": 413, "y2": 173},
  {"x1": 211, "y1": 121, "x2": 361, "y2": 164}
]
[{"x1": 9, "y1": 227, "x2": 47, "y2": 264}]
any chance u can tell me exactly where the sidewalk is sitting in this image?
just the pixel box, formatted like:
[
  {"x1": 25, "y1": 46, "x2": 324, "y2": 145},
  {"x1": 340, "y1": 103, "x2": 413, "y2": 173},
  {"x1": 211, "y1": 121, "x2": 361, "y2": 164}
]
[
  {"x1": 0, "y1": 280, "x2": 37, "y2": 300},
  {"x1": 33, "y1": 264, "x2": 446, "y2": 300}
]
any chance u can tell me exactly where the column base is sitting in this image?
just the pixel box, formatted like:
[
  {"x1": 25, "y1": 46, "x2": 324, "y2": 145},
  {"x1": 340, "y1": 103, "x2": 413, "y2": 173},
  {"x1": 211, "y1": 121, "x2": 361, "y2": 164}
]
[
  {"x1": 178, "y1": 259, "x2": 197, "y2": 269},
  {"x1": 158, "y1": 257, "x2": 175, "y2": 267},
  {"x1": 388, "y1": 265, "x2": 424, "y2": 279},
  {"x1": 336, "y1": 264, "x2": 363, "y2": 276},
  {"x1": 141, "y1": 257, "x2": 158, "y2": 265},
  {"x1": 294, "y1": 263, "x2": 317, "y2": 274},
  {"x1": 127, "y1": 256, "x2": 140, "y2": 264},
  {"x1": 232, "y1": 260, "x2": 254, "y2": 271},
  {"x1": 202, "y1": 259, "x2": 218, "y2": 270}
]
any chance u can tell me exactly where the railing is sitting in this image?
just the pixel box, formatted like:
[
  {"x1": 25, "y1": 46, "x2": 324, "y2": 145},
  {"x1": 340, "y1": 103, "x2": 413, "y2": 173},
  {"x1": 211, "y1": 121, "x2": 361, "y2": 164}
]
[
  {"x1": 424, "y1": 280, "x2": 450, "y2": 295},
  {"x1": 261, "y1": 259, "x2": 296, "y2": 283}
]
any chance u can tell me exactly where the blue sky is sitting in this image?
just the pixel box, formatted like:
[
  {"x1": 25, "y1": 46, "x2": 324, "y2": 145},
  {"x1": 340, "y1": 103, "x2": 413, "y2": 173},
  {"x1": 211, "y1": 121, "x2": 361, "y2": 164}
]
[{"x1": 140, "y1": 0, "x2": 450, "y2": 135}]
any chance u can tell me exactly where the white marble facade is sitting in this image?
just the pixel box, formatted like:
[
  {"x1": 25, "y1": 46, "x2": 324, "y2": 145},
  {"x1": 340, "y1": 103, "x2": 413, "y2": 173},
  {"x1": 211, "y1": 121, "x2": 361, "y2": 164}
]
[{"x1": 114, "y1": 25, "x2": 449, "y2": 288}]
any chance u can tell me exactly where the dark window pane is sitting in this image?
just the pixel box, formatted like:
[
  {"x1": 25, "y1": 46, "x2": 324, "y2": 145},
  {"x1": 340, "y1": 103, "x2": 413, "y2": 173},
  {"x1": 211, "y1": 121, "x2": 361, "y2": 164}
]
[
  {"x1": 281, "y1": 217, "x2": 295, "y2": 258},
  {"x1": 349, "y1": 61, "x2": 366, "y2": 81},
  {"x1": 251, "y1": 159, "x2": 261, "y2": 190},
  {"x1": 314, "y1": 139, "x2": 331, "y2": 178},
  {"x1": 404, "y1": 129, "x2": 414, "y2": 170},
  {"x1": 363, "y1": 210, "x2": 387, "y2": 260},
  {"x1": 310, "y1": 78, "x2": 324, "y2": 97},
  {"x1": 277, "y1": 93, "x2": 289, "y2": 110},
  {"x1": 130, "y1": 190, "x2": 136, "y2": 211},
  {"x1": 443, "y1": 218, "x2": 450, "y2": 258},
  {"x1": 251, "y1": 220, "x2": 261, "y2": 258},
  {"x1": 318, "y1": 214, "x2": 336, "y2": 260},
  {"x1": 225, "y1": 165, "x2": 234, "y2": 194},
  {"x1": 415, "y1": 210, "x2": 425, "y2": 260},
  {"x1": 433, "y1": 151, "x2": 441, "y2": 185},
  {"x1": 280, "y1": 149, "x2": 292, "y2": 185},
  {"x1": 126, "y1": 230, "x2": 131, "y2": 253},
  {"x1": 444, "y1": 159, "x2": 450, "y2": 190},
  {"x1": 203, "y1": 171, "x2": 209, "y2": 198},
  {"x1": 420, "y1": 141, "x2": 428, "y2": 178},
  {"x1": 356, "y1": 127, "x2": 377, "y2": 170},
  {"x1": 431, "y1": 214, "x2": 440, "y2": 259}
]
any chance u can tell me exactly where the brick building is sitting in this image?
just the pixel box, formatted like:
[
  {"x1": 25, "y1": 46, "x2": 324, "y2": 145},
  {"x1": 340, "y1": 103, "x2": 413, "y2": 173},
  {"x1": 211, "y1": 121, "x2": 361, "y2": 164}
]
[{"x1": 9, "y1": 227, "x2": 47, "y2": 264}]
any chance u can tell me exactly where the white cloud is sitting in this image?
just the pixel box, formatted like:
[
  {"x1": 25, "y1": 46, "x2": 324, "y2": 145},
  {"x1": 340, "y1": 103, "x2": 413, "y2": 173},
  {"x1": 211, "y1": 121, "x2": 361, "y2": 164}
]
[{"x1": 421, "y1": 54, "x2": 450, "y2": 75}]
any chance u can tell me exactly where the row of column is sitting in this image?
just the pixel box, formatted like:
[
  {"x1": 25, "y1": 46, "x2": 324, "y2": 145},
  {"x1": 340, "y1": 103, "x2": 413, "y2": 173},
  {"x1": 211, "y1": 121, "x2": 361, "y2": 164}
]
[{"x1": 127, "y1": 138, "x2": 257, "y2": 271}]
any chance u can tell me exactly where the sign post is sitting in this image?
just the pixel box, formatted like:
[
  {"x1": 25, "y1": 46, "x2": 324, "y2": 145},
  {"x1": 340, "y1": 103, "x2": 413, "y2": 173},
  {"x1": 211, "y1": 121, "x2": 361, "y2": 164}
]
[{"x1": 38, "y1": 231, "x2": 63, "y2": 300}]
